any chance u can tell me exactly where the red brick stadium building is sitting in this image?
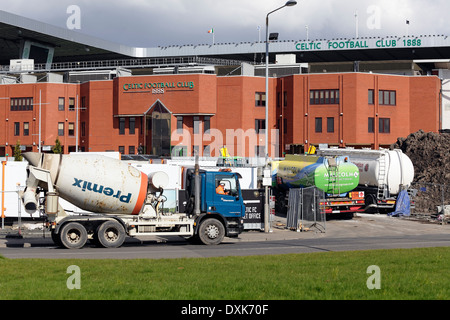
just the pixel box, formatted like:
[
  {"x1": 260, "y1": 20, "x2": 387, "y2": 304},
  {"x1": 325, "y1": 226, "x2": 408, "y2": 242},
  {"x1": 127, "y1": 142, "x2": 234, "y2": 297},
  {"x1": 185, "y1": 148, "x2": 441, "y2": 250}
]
[{"x1": 0, "y1": 72, "x2": 440, "y2": 158}]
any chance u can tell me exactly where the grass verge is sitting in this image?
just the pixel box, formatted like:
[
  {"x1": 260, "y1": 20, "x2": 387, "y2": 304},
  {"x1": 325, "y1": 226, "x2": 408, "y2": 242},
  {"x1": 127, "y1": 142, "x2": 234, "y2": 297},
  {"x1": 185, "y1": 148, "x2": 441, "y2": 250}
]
[{"x1": 0, "y1": 247, "x2": 448, "y2": 300}]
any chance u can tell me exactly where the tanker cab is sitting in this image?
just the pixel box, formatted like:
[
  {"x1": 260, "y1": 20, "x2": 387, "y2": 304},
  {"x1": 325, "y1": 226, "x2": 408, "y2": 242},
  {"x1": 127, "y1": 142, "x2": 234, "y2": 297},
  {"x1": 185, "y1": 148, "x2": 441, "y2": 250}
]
[{"x1": 207, "y1": 172, "x2": 245, "y2": 218}]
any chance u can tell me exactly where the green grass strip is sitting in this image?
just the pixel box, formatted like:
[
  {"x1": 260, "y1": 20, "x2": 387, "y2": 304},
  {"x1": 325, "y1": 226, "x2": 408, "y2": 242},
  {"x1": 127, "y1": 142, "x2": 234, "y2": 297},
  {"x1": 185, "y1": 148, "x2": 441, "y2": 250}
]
[{"x1": 0, "y1": 247, "x2": 448, "y2": 300}]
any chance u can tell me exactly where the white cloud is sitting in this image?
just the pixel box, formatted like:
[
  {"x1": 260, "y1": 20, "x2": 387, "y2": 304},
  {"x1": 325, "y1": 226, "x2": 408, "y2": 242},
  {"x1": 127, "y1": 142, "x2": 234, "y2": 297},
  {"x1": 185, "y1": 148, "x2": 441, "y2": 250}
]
[{"x1": 0, "y1": 0, "x2": 448, "y2": 47}]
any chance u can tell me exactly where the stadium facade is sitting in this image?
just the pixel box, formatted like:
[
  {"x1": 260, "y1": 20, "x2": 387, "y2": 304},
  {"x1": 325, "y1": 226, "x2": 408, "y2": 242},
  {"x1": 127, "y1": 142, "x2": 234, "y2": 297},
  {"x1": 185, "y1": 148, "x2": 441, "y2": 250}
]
[{"x1": 0, "y1": 10, "x2": 447, "y2": 158}]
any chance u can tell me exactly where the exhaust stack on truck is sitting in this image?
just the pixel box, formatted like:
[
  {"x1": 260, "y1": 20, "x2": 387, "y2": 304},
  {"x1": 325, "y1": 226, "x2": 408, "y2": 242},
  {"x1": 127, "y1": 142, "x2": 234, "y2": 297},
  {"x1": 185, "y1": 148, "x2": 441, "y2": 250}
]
[{"x1": 22, "y1": 153, "x2": 245, "y2": 249}]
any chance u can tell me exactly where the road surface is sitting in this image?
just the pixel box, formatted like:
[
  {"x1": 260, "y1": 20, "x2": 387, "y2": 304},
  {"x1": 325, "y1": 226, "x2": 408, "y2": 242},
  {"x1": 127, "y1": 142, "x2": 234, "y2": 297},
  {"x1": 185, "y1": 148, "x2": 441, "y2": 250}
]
[{"x1": 0, "y1": 214, "x2": 448, "y2": 259}]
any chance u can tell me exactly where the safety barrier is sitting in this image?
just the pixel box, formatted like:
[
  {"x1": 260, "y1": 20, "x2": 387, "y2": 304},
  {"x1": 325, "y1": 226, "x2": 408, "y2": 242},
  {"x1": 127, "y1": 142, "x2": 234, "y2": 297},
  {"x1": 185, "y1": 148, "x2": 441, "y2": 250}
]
[
  {"x1": 411, "y1": 182, "x2": 450, "y2": 223},
  {"x1": 286, "y1": 187, "x2": 326, "y2": 232}
]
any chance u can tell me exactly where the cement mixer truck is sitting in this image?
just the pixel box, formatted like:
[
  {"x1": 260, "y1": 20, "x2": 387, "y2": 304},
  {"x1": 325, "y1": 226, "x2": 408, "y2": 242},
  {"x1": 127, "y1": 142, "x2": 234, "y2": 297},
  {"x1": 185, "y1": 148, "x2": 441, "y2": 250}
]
[
  {"x1": 316, "y1": 148, "x2": 415, "y2": 212},
  {"x1": 21, "y1": 153, "x2": 245, "y2": 249}
]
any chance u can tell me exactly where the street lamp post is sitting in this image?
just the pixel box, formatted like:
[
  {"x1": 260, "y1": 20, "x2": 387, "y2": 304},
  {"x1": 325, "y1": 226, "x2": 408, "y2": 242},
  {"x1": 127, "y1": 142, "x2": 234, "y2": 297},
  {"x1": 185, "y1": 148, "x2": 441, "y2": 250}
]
[{"x1": 264, "y1": 0, "x2": 297, "y2": 233}]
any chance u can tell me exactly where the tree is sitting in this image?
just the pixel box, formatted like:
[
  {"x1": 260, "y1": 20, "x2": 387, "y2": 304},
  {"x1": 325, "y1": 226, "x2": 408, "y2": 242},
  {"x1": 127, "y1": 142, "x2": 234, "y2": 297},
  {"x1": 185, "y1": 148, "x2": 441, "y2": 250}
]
[
  {"x1": 52, "y1": 137, "x2": 63, "y2": 154},
  {"x1": 14, "y1": 140, "x2": 23, "y2": 161}
]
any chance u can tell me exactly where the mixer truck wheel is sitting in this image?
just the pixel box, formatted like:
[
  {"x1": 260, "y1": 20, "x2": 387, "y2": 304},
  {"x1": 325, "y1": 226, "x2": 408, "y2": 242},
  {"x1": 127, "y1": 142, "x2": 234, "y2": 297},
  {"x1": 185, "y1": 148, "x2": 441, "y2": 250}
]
[
  {"x1": 96, "y1": 220, "x2": 126, "y2": 248},
  {"x1": 59, "y1": 222, "x2": 88, "y2": 249},
  {"x1": 198, "y1": 218, "x2": 225, "y2": 245}
]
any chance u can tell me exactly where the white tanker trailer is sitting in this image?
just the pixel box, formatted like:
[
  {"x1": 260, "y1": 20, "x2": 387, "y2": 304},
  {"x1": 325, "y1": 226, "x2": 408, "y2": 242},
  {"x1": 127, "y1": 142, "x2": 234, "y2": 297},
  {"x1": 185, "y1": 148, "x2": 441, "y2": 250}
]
[
  {"x1": 316, "y1": 148, "x2": 415, "y2": 212},
  {"x1": 21, "y1": 153, "x2": 246, "y2": 249}
]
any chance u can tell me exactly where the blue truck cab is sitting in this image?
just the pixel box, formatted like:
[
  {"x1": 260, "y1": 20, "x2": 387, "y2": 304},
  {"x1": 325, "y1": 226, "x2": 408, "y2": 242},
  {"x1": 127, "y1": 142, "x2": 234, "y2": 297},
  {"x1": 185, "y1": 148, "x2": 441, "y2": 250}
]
[{"x1": 183, "y1": 168, "x2": 245, "y2": 244}]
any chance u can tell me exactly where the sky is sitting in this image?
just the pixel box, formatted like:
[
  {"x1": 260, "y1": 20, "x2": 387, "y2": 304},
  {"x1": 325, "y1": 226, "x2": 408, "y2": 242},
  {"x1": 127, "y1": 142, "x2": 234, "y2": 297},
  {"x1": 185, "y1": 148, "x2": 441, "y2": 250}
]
[{"x1": 0, "y1": 0, "x2": 448, "y2": 48}]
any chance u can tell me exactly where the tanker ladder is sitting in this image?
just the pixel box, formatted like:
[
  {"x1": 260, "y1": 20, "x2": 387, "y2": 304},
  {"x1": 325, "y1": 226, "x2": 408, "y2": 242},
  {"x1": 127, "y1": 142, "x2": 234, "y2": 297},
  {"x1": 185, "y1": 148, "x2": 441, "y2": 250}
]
[
  {"x1": 377, "y1": 153, "x2": 388, "y2": 201},
  {"x1": 326, "y1": 157, "x2": 341, "y2": 196}
]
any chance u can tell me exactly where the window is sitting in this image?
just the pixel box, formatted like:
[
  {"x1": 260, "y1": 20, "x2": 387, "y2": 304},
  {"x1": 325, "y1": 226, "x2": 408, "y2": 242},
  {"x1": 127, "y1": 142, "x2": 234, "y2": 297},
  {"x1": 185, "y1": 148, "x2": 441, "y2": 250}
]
[
  {"x1": 81, "y1": 97, "x2": 87, "y2": 111},
  {"x1": 14, "y1": 122, "x2": 20, "y2": 136},
  {"x1": 390, "y1": 91, "x2": 396, "y2": 105},
  {"x1": 315, "y1": 117, "x2": 322, "y2": 133},
  {"x1": 129, "y1": 146, "x2": 135, "y2": 155},
  {"x1": 68, "y1": 123, "x2": 75, "y2": 136},
  {"x1": 58, "y1": 123, "x2": 64, "y2": 136},
  {"x1": 215, "y1": 175, "x2": 239, "y2": 197},
  {"x1": 327, "y1": 117, "x2": 334, "y2": 133},
  {"x1": 368, "y1": 90, "x2": 375, "y2": 105},
  {"x1": 255, "y1": 119, "x2": 265, "y2": 134},
  {"x1": 310, "y1": 90, "x2": 339, "y2": 105},
  {"x1": 379, "y1": 90, "x2": 396, "y2": 106},
  {"x1": 284, "y1": 118, "x2": 288, "y2": 134},
  {"x1": 81, "y1": 122, "x2": 86, "y2": 137},
  {"x1": 172, "y1": 146, "x2": 187, "y2": 157},
  {"x1": 118, "y1": 146, "x2": 125, "y2": 155},
  {"x1": 10, "y1": 98, "x2": 33, "y2": 111},
  {"x1": 129, "y1": 118, "x2": 135, "y2": 135},
  {"x1": 368, "y1": 117, "x2": 375, "y2": 133},
  {"x1": 119, "y1": 118, "x2": 125, "y2": 135},
  {"x1": 283, "y1": 91, "x2": 288, "y2": 107},
  {"x1": 193, "y1": 116, "x2": 200, "y2": 134},
  {"x1": 23, "y1": 122, "x2": 29, "y2": 136},
  {"x1": 204, "y1": 116, "x2": 211, "y2": 133},
  {"x1": 177, "y1": 116, "x2": 183, "y2": 134},
  {"x1": 192, "y1": 145, "x2": 200, "y2": 156},
  {"x1": 379, "y1": 118, "x2": 390, "y2": 133},
  {"x1": 69, "y1": 98, "x2": 75, "y2": 111},
  {"x1": 255, "y1": 92, "x2": 266, "y2": 107},
  {"x1": 204, "y1": 145, "x2": 211, "y2": 157},
  {"x1": 255, "y1": 145, "x2": 265, "y2": 158},
  {"x1": 58, "y1": 97, "x2": 65, "y2": 111}
]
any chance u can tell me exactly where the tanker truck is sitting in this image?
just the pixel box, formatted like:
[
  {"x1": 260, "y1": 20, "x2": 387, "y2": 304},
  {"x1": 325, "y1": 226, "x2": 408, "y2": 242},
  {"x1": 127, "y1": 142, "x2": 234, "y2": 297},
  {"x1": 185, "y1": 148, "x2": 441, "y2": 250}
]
[
  {"x1": 21, "y1": 152, "x2": 245, "y2": 249},
  {"x1": 316, "y1": 148, "x2": 415, "y2": 212},
  {"x1": 271, "y1": 154, "x2": 365, "y2": 216}
]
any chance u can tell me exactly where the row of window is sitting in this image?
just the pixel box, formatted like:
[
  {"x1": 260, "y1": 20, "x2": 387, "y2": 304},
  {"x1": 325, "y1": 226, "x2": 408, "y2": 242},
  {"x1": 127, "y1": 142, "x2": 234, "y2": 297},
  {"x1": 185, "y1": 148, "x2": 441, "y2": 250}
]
[
  {"x1": 310, "y1": 90, "x2": 340, "y2": 105},
  {"x1": 177, "y1": 116, "x2": 211, "y2": 134},
  {"x1": 315, "y1": 117, "x2": 335, "y2": 133},
  {"x1": 314, "y1": 117, "x2": 390, "y2": 133},
  {"x1": 10, "y1": 98, "x2": 33, "y2": 111},
  {"x1": 13, "y1": 122, "x2": 30, "y2": 136},
  {"x1": 58, "y1": 97, "x2": 77, "y2": 111},
  {"x1": 369, "y1": 90, "x2": 396, "y2": 106},
  {"x1": 118, "y1": 145, "x2": 137, "y2": 155},
  {"x1": 9, "y1": 96, "x2": 86, "y2": 112},
  {"x1": 118, "y1": 116, "x2": 213, "y2": 135},
  {"x1": 369, "y1": 117, "x2": 391, "y2": 133},
  {"x1": 255, "y1": 89, "x2": 396, "y2": 107},
  {"x1": 13, "y1": 122, "x2": 86, "y2": 137},
  {"x1": 119, "y1": 117, "x2": 137, "y2": 135}
]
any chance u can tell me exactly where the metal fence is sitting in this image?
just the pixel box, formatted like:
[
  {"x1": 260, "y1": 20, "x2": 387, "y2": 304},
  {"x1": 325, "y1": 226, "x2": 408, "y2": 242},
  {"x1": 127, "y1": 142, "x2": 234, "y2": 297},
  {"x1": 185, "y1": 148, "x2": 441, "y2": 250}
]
[
  {"x1": 0, "y1": 190, "x2": 23, "y2": 230},
  {"x1": 286, "y1": 187, "x2": 326, "y2": 232},
  {"x1": 411, "y1": 182, "x2": 450, "y2": 218},
  {"x1": 0, "y1": 56, "x2": 249, "y2": 74}
]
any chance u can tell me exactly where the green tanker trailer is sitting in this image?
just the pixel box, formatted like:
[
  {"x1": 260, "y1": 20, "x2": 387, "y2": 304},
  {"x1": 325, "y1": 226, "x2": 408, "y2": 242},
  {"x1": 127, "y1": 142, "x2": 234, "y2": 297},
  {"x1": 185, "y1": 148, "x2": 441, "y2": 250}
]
[{"x1": 271, "y1": 154, "x2": 365, "y2": 216}]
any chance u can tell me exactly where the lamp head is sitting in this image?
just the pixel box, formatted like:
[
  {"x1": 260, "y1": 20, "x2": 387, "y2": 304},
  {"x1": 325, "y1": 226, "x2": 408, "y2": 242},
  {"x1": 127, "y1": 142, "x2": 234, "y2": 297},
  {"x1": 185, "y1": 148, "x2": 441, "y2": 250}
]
[{"x1": 285, "y1": 0, "x2": 297, "y2": 6}]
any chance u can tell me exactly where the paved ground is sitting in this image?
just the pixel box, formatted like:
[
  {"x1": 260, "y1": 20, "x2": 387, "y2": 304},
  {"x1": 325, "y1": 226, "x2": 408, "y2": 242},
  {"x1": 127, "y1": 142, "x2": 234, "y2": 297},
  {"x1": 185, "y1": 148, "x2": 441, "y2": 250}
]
[{"x1": 0, "y1": 213, "x2": 448, "y2": 248}]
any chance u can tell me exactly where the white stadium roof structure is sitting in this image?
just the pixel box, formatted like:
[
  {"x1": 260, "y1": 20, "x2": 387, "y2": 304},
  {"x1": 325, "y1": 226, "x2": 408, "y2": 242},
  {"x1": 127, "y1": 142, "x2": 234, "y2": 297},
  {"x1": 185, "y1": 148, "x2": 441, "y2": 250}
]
[{"x1": 2, "y1": 10, "x2": 450, "y2": 73}]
